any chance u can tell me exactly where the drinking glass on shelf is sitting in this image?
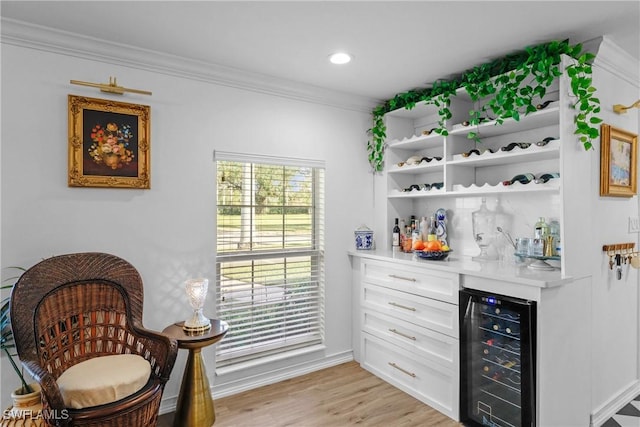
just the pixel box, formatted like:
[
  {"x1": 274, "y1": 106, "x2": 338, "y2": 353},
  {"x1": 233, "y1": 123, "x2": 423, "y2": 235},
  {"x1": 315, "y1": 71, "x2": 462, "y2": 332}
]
[{"x1": 515, "y1": 237, "x2": 533, "y2": 256}]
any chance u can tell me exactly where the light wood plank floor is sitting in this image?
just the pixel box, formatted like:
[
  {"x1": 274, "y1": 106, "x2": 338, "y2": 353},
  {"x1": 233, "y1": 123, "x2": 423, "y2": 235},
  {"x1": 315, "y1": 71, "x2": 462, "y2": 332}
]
[{"x1": 158, "y1": 361, "x2": 461, "y2": 426}]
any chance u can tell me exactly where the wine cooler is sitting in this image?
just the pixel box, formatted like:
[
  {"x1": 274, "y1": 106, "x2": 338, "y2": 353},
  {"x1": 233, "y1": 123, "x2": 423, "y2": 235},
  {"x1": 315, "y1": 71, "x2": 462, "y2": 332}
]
[{"x1": 460, "y1": 289, "x2": 536, "y2": 427}]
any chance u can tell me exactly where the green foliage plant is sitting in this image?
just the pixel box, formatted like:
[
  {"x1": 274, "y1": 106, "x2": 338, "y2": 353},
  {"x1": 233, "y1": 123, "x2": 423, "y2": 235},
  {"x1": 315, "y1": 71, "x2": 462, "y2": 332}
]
[
  {"x1": 1, "y1": 267, "x2": 33, "y2": 395},
  {"x1": 366, "y1": 40, "x2": 600, "y2": 172}
]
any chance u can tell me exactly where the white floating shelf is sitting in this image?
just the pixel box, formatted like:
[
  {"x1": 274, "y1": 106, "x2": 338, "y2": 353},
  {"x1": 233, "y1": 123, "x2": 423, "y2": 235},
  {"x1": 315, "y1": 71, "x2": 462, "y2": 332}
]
[
  {"x1": 387, "y1": 133, "x2": 445, "y2": 150},
  {"x1": 448, "y1": 102, "x2": 560, "y2": 138},
  {"x1": 388, "y1": 160, "x2": 445, "y2": 174},
  {"x1": 388, "y1": 180, "x2": 560, "y2": 199},
  {"x1": 449, "y1": 139, "x2": 560, "y2": 167}
]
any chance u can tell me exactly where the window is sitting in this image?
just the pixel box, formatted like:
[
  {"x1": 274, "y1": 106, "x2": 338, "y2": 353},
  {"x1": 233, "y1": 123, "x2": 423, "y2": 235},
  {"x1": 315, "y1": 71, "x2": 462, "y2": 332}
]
[{"x1": 215, "y1": 152, "x2": 324, "y2": 366}]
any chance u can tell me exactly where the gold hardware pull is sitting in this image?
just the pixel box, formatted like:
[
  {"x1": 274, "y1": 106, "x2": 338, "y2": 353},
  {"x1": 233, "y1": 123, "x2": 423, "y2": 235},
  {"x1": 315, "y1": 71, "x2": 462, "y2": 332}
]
[
  {"x1": 388, "y1": 302, "x2": 416, "y2": 311},
  {"x1": 389, "y1": 328, "x2": 417, "y2": 341},
  {"x1": 388, "y1": 362, "x2": 416, "y2": 378},
  {"x1": 388, "y1": 274, "x2": 417, "y2": 282}
]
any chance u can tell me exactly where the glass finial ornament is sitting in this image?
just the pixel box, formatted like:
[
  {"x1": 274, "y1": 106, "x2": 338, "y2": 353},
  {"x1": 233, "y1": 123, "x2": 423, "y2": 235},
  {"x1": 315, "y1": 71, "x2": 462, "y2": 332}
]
[
  {"x1": 183, "y1": 278, "x2": 211, "y2": 333},
  {"x1": 472, "y1": 198, "x2": 498, "y2": 261}
]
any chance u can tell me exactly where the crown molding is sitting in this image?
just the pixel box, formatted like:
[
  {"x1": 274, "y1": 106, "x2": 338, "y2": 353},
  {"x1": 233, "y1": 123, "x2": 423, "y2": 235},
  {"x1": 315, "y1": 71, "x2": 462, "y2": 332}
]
[
  {"x1": 1, "y1": 18, "x2": 379, "y2": 113},
  {"x1": 593, "y1": 35, "x2": 640, "y2": 88}
]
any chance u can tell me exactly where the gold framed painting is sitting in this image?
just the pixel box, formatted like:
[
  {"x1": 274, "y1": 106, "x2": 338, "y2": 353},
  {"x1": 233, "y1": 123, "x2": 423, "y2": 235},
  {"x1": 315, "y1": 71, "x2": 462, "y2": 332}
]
[
  {"x1": 68, "y1": 95, "x2": 150, "y2": 188},
  {"x1": 600, "y1": 123, "x2": 637, "y2": 197}
]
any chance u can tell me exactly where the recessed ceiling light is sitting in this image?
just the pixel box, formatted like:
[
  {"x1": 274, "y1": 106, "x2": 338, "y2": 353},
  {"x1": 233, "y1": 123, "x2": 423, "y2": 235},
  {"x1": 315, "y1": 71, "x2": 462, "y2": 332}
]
[{"x1": 329, "y1": 52, "x2": 352, "y2": 65}]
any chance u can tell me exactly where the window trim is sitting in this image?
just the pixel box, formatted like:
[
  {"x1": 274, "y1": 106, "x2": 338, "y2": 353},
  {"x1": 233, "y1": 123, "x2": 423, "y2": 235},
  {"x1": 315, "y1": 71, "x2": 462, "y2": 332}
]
[{"x1": 214, "y1": 151, "x2": 325, "y2": 366}]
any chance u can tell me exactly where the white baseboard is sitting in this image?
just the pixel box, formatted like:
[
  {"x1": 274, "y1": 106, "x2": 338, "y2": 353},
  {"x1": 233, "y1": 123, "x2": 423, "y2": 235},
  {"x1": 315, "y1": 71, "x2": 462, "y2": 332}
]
[
  {"x1": 590, "y1": 380, "x2": 640, "y2": 427},
  {"x1": 159, "y1": 350, "x2": 354, "y2": 415}
]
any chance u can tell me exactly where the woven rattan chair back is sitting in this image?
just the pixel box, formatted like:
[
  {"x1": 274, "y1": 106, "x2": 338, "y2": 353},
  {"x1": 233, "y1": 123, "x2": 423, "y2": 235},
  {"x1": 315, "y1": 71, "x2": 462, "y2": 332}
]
[{"x1": 10, "y1": 252, "x2": 178, "y2": 427}]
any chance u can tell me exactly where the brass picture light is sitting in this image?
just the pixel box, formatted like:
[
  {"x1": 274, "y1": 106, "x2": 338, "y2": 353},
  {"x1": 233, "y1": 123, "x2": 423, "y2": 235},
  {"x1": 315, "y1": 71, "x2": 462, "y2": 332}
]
[
  {"x1": 70, "y1": 76, "x2": 152, "y2": 96},
  {"x1": 613, "y1": 99, "x2": 640, "y2": 114}
]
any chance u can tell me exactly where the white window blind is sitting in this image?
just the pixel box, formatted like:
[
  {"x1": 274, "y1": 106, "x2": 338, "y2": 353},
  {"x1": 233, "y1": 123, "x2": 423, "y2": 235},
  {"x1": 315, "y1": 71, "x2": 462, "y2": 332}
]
[{"x1": 215, "y1": 152, "x2": 324, "y2": 365}]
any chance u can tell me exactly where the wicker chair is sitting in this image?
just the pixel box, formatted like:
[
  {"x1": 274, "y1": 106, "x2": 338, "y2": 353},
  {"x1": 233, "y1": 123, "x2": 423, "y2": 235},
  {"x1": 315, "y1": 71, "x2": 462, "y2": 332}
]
[{"x1": 10, "y1": 252, "x2": 178, "y2": 427}]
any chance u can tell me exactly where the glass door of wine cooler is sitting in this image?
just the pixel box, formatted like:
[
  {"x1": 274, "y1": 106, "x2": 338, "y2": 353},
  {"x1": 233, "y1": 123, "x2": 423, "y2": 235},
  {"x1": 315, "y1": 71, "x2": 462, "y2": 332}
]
[{"x1": 460, "y1": 289, "x2": 536, "y2": 427}]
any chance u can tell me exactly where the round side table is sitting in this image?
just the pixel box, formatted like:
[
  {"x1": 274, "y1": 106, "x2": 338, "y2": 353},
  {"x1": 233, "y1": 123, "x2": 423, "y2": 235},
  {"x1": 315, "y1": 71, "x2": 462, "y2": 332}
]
[{"x1": 163, "y1": 319, "x2": 228, "y2": 427}]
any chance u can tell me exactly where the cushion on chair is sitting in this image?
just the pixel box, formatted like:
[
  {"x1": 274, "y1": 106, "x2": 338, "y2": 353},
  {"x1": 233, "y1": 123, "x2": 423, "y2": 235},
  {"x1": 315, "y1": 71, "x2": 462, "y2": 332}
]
[{"x1": 56, "y1": 354, "x2": 151, "y2": 409}]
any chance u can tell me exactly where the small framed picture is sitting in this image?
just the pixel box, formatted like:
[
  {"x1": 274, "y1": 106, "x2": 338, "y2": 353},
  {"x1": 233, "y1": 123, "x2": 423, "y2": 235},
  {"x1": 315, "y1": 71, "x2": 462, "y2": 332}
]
[
  {"x1": 600, "y1": 123, "x2": 637, "y2": 197},
  {"x1": 68, "y1": 95, "x2": 150, "y2": 189}
]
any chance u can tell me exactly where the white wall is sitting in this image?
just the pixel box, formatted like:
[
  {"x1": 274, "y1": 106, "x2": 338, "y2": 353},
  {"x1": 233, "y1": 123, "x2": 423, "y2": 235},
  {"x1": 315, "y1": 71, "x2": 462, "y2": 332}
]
[
  {"x1": 589, "y1": 37, "x2": 640, "y2": 423},
  {"x1": 0, "y1": 29, "x2": 375, "y2": 410}
]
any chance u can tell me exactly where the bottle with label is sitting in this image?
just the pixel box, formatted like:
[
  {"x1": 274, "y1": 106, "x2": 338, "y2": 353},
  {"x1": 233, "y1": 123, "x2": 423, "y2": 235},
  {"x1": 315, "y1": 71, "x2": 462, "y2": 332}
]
[
  {"x1": 534, "y1": 217, "x2": 549, "y2": 239},
  {"x1": 549, "y1": 219, "x2": 561, "y2": 255},
  {"x1": 427, "y1": 216, "x2": 437, "y2": 242},
  {"x1": 502, "y1": 173, "x2": 535, "y2": 186},
  {"x1": 403, "y1": 225, "x2": 413, "y2": 252},
  {"x1": 420, "y1": 216, "x2": 428, "y2": 241},
  {"x1": 411, "y1": 223, "x2": 421, "y2": 251},
  {"x1": 392, "y1": 218, "x2": 400, "y2": 249}
]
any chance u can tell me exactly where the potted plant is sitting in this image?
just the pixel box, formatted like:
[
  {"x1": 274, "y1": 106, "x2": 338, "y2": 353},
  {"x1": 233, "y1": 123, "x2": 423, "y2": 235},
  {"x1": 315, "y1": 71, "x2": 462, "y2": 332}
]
[{"x1": 1, "y1": 266, "x2": 42, "y2": 420}]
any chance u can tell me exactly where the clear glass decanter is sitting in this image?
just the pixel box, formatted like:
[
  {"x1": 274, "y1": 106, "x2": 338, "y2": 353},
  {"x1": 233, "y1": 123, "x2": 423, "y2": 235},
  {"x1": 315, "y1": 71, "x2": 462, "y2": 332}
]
[{"x1": 472, "y1": 198, "x2": 498, "y2": 261}]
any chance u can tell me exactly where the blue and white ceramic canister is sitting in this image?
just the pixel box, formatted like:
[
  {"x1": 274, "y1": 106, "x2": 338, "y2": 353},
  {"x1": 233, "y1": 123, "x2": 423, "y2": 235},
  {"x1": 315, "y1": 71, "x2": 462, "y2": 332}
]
[{"x1": 354, "y1": 225, "x2": 374, "y2": 250}]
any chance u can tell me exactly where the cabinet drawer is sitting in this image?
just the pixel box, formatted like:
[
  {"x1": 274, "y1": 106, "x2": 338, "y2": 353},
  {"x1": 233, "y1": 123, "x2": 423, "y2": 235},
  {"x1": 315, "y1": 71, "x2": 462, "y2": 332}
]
[
  {"x1": 362, "y1": 333, "x2": 459, "y2": 421},
  {"x1": 362, "y1": 259, "x2": 459, "y2": 304},
  {"x1": 363, "y1": 282, "x2": 459, "y2": 338},
  {"x1": 362, "y1": 308, "x2": 458, "y2": 370}
]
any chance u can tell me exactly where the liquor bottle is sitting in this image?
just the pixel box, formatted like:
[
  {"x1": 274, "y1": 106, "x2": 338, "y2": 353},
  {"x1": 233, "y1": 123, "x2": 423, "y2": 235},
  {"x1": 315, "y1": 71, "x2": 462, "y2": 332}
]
[
  {"x1": 435, "y1": 208, "x2": 448, "y2": 246},
  {"x1": 549, "y1": 219, "x2": 561, "y2": 255},
  {"x1": 427, "y1": 216, "x2": 437, "y2": 242},
  {"x1": 534, "y1": 217, "x2": 549, "y2": 239},
  {"x1": 403, "y1": 225, "x2": 413, "y2": 252},
  {"x1": 535, "y1": 172, "x2": 560, "y2": 184},
  {"x1": 419, "y1": 216, "x2": 428, "y2": 241},
  {"x1": 411, "y1": 225, "x2": 421, "y2": 251},
  {"x1": 392, "y1": 218, "x2": 401, "y2": 249},
  {"x1": 502, "y1": 173, "x2": 535, "y2": 186}
]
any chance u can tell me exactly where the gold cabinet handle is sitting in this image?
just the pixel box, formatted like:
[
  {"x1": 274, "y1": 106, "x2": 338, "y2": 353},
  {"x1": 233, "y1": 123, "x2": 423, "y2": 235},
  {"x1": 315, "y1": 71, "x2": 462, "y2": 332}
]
[
  {"x1": 388, "y1": 328, "x2": 417, "y2": 341},
  {"x1": 388, "y1": 274, "x2": 416, "y2": 282},
  {"x1": 388, "y1": 362, "x2": 416, "y2": 378},
  {"x1": 388, "y1": 301, "x2": 416, "y2": 311}
]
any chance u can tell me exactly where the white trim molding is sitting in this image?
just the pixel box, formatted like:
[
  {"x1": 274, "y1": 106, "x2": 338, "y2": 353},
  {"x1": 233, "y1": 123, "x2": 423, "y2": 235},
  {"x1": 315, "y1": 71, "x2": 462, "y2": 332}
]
[
  {"x1": 590, "y1": 379, "x2": 640, "y2": 427},
  {"x1": 0, "y1": 18, "x2": 379, "y2": 113},
  {"x1": 594, "y1": 35, "x2": 640, "y2": 88}
]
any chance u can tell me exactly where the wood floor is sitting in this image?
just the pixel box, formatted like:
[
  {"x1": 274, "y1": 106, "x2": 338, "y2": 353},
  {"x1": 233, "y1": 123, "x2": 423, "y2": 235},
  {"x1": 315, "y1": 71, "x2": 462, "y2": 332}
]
[{"x1": 158, "y1": 361, "x2": 461, "y2": 426}]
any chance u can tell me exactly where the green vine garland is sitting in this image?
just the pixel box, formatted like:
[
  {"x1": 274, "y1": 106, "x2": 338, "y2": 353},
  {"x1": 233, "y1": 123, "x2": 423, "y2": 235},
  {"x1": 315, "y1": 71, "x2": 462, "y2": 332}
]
[{"x1": 367, "y1": 40, "x2": 600, "y2": 172}]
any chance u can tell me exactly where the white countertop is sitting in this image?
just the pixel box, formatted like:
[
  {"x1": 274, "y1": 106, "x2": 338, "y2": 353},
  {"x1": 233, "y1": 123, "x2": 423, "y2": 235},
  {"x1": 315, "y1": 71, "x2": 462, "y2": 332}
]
[{"x1": 348, "y1": 248, "x2": 573, "y2": 288}]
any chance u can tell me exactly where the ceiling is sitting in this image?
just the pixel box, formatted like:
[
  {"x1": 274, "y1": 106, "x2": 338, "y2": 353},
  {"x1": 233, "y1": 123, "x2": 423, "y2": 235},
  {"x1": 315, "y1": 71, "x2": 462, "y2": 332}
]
[{"x1": 1, "y1": 1, "x2": 639, "y2": 103}]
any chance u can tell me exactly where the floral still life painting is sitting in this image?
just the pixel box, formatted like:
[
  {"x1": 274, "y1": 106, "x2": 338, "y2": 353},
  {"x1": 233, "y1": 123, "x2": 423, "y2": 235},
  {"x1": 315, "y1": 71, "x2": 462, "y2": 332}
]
[
  {"x1": 68, "y1": 95, "x2": 150, "y2": 189},
  {"x1": 88, "y1": 122, "x2": 135, "y2": 172}
]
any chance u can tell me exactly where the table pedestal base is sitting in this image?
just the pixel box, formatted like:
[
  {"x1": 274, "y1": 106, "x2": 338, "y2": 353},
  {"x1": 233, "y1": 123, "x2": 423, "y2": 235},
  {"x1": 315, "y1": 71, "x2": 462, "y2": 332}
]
[{"x1": 174, "y1": 348, "x2": 215, "y2": 427}]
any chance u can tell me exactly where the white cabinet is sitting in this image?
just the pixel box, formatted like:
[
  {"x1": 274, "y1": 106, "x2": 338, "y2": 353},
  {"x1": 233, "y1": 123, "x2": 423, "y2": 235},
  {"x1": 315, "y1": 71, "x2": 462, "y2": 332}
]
[{"x1": 358, "y1": 258, "x2": 460, "y2": 420}]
